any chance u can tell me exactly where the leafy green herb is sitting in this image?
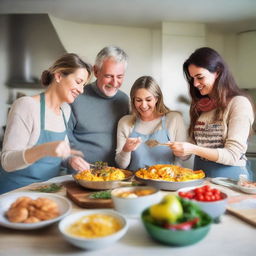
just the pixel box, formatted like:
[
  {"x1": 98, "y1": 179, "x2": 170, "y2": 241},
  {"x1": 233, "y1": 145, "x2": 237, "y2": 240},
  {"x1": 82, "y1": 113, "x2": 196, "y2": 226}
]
[
  {"x1": 93, "y1": 161, "x2": 108, "y2": 170},
  {"x1": 177, "y1": 197, "x2": 212, "y2": 228},
  {"x1": 29, "y1": 183, "x2": 63, "y2": 193},
  {"x1": 90, "y1": 161, "x2": 110, "y2": 176},
  {"x1": 89, "y1": 190, "x2": 112, "y2": 199}
]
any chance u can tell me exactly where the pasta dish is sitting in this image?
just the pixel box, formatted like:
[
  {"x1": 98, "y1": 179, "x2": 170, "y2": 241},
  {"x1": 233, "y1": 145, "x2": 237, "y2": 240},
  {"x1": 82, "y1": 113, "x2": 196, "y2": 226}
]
[
  {"x1": 75, "y1": 167, "x2": 127, "y2": 181},
  {"x1": 135, "y1": 164, "x2": 205, "y2": 182}
]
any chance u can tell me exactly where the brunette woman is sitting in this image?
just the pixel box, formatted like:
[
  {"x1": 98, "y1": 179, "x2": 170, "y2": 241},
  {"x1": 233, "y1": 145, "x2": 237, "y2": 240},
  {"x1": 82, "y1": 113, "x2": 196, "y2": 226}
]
[{"x1": 170, "y1": 47, "x2": 254, "y2": 179}]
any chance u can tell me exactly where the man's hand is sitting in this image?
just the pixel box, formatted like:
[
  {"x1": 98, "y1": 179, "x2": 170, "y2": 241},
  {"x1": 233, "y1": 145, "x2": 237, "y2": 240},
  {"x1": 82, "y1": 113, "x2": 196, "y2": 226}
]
[{"x1": 68, "y1": 156, "x2": 90, "y2": 172}]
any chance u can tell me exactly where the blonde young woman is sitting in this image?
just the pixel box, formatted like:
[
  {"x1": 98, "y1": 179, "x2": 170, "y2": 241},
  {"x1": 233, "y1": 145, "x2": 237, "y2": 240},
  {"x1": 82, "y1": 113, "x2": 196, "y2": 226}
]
[
  {"x1": 0, "y1": 53, "x2": 92, "y2": 193},
  {"x1": 115, "y1": 76, "x2": 187, "y2": 171}
]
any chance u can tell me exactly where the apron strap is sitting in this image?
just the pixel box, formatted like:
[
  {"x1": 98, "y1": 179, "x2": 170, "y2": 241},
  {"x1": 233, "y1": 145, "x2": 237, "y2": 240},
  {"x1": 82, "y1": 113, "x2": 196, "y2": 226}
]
[
  {"x1": 40, "y1": 93, "x2": 45, "y2": 130},
  {"x1": 161, "y1": 115, "x2": 166, "y2": 128},
  {"x1": 161, "y1": 115, "x2": 171, "y2": 141},
  {"x1": 60, "y1": 108, "x2": 68, "y2": 130}
]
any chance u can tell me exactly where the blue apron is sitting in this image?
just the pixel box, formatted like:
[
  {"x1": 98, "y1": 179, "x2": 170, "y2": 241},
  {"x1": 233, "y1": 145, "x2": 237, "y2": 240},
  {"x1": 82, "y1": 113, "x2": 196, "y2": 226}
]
[
  {"x1": 128, "y1": 116, "x2": 174, "y2": 171},
  {"x1": 194, "y1": 156, "x2": 251, "y2": 180},
  {"x1": 0, "y1": 93, "x2": 67, "y2": 194}
]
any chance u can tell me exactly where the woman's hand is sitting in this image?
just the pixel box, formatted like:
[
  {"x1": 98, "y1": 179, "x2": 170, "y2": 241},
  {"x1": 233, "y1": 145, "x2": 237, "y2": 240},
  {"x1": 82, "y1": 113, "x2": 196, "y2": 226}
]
[
  {"x1": 24, "y1": 141, "x2": 84, "y2": 164},
  {"x1": 45, "y1": 141, "x2": 84, "y2": 159},
  {"x1": 122, "y1": 137, "x2": 142, "y2": 152},
  {"x1": 24, "y1": 141, "x2": 71, "y2": 163},
  {"x1": 47, "y1": 141, "x2": 90, "y2": 172},
  {"x1": 169, "y1": 142, "x2": 195, "y2": 157}
]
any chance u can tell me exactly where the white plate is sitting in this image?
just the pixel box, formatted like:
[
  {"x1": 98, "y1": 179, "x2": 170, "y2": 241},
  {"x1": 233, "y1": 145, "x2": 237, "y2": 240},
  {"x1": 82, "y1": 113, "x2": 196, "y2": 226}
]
[
  {"x1": 43, "y1": 175, "x2": 73, "y2": 184},
  {"x1": 211, "y1": 177, "x2": 256, "y2": 194},
  {"x1": 0, "y1": 192, "x2": 72, "y2": 230},
  {"x1": 237, "y1": 185, "x2": 256, "y2": 194}
]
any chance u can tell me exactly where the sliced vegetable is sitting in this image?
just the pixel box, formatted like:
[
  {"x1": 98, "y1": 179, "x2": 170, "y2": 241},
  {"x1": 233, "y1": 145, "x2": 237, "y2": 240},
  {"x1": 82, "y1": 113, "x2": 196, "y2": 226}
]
[{"x1": 163, "y1": 217, "x2": 199, "y2": 230}]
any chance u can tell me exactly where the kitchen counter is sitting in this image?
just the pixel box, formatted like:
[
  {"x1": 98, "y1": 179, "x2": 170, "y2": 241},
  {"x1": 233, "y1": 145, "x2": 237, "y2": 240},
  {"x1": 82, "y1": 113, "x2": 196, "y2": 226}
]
[{"x1": 0, "y1": 176, "x2": 255, "y2": 256}]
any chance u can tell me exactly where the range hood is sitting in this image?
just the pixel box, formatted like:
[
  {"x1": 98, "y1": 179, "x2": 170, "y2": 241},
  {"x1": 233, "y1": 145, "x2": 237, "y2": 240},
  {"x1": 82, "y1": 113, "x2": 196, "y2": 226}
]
[{"x1": 6, "y1": 14, "x2": 66, "y2": 88}]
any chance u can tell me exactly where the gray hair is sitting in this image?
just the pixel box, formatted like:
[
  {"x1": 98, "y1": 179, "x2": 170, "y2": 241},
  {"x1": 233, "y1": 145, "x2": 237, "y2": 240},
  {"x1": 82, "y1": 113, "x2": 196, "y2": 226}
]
[{"x1": 95, "y1": 46, "x2": 128, "y2": 69}]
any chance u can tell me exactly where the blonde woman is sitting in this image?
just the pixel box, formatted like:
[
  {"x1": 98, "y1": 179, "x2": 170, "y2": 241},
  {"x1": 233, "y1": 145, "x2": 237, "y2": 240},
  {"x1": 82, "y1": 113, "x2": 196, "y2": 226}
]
[
  {"x1": 115, "y1": 76, "x2": 187, "y2": 171},
  {"x1": 0, "y1": 53, "x2": 92, "y2": 193}
]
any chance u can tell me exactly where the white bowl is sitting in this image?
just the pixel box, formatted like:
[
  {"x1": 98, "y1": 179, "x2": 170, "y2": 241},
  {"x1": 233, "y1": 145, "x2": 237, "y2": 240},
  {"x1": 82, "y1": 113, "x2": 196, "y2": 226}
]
[
  {"x1": 0, "y1": 192, "x2": 72, "y2": 230},
  {"x1": 177, "y1": 186, "x2": 228, "y2": 219},
  {"x1": 111, "y1": 186, "x2": 162, "y2": 218},
  {"x1": 58, "y1": 209, "x2": 128, "y2": 250}
]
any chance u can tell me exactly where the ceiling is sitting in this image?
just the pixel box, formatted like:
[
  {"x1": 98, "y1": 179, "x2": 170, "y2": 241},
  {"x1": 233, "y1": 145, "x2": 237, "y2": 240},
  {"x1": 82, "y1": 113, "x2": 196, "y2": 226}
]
[{"x1": 1, "y1": 0, "x2": 256, "y2": 32}]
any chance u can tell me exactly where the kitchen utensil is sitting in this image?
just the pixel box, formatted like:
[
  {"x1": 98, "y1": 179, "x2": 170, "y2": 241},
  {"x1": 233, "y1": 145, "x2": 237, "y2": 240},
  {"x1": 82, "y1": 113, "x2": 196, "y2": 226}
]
[
  {"x1": 227, "y1": 194, "x2": 256, "y2": 226},
  {"x1": 64, "y1": 181, "x2": 113, "y2": 208},
  {"x1": 145, "y1": 139, "x2": 171, "y2": 147}
]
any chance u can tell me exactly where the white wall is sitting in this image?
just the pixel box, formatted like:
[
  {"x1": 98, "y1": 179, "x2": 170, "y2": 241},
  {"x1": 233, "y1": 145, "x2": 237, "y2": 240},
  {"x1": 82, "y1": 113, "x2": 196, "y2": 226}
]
[
  {"x1": 206, "y1": 30, "x2": 239, "y2": 86},
  {"x1": 0, "y1": 15, "x2": 11, "y2": 139},
  {"x1": 161, "y1": 22, "x2": 206, "y2": 126},
  {"x1": 237, "y1": 31, "x2": 256, "y2": 88},
  {"x1": 50, "y1": 16, "x2": 154, "y2": 95}
]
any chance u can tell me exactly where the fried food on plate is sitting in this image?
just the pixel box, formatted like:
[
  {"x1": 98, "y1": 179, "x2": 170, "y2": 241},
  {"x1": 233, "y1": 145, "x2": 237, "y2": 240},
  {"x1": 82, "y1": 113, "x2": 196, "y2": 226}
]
[{"x1": 6, "y1": 196, "x2": 60, "y2": 223}]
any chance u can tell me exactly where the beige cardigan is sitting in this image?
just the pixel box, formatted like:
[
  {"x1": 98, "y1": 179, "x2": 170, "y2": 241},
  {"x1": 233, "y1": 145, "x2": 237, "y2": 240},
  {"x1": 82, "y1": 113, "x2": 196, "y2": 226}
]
[{"x1": 1, "y1": 96, "x2": 70, "y2": 172}]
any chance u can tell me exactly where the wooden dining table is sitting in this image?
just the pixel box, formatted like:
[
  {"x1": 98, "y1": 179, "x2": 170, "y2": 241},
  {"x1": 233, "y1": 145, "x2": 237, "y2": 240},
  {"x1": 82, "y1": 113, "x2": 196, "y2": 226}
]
[{"x1": 0, "y1": 175, "x2": 255, "y2": 256}]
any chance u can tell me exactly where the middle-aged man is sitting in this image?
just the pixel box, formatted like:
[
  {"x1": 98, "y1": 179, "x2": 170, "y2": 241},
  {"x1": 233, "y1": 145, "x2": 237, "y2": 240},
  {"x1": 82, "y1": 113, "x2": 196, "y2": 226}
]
[{"x1": 67, "y1": 46, "x2": 130, "y2": 171}]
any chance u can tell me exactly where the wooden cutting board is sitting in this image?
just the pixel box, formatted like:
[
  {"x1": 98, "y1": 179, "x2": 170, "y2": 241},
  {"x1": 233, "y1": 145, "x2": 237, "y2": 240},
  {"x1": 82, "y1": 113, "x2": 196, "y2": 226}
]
[
  {"x1": 63, "y1": 181, "x2": 113, "y2": 208},
  {"x1": 227, "y1": 194, "x2": 256, "y2": 226}
]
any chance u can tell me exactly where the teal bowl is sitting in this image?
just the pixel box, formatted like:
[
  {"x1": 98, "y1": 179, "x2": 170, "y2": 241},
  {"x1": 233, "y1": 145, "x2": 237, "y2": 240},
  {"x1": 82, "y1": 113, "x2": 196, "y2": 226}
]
[{"x1": 141, "y1": 209, "x2": 211, "y2": 246}]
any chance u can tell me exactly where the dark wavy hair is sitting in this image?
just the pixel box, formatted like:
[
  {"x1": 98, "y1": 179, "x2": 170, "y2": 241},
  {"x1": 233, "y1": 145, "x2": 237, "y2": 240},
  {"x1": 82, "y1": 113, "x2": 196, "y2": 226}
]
[{"x1": 183, "y1": 47, "x2": 245, "y2": 138}]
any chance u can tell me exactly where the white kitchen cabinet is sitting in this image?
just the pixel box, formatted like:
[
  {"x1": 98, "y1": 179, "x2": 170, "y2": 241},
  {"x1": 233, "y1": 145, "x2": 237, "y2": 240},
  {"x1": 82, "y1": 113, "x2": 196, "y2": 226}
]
[{"x1": 237, "y1": 31, "x2": 256, "y2": 89}]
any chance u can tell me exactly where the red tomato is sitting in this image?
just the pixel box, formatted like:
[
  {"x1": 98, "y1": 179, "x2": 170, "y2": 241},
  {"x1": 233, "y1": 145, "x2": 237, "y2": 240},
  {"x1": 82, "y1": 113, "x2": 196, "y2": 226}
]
[
  {"x1": 196, "y1": 194, "x2": 205, "y2": 201},
  {"x1": 179, "y1": 186, "x2": 224, "y2": 202},
  {"x1": 204, "y1": 195, "x2": 212, "y2": 201},
  {"x1": 178, "y1": 191, "x2": 187, "y2": 197},
  {"x1": 212, "y1": 188, "x2": 221, "y2": 195},
  {"x1": 195, "y1": 187, "x2": 204, "y2": 194},
  {"x1": 202, "y1": 185, "x2": 211, "y2": 191}
]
